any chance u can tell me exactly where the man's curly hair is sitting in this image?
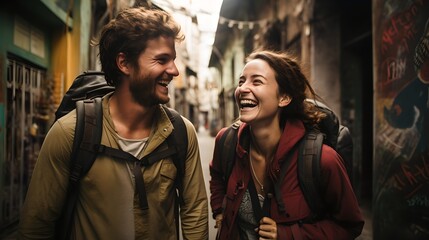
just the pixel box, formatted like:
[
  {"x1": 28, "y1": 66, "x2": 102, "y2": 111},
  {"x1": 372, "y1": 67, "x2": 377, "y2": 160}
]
[{"x1": 95, "y1": 7, "x2": 184, "y2": 86}]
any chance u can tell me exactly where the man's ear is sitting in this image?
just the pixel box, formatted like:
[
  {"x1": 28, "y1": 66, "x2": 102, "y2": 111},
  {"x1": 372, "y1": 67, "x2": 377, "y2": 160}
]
[
  {"x1": 279, "y1": 95, "x2": 292, "y2": 107},
  {"x1": 116, "y1": 52, "x2": 131, "y2": 75}
]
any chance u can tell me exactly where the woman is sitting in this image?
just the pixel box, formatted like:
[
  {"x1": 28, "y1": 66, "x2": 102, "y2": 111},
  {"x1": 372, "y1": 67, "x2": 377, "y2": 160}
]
[{"x1": 209, "y1": 50, "x2": 364, "y2": 239}]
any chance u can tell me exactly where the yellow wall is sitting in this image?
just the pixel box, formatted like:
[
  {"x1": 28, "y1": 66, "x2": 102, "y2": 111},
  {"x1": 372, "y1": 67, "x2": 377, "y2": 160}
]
[
  {"x1": 50, "y1": 13, "x2": 82, "y2": 107},
  {"x1": 51, "y1": 30, "x2": 68, "y2": 106}
]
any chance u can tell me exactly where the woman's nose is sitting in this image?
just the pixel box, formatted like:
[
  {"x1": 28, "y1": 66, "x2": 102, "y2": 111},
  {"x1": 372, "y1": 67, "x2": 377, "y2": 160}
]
[{"x1": 237, "y1": 81, "x2": 251, "y2": 92}]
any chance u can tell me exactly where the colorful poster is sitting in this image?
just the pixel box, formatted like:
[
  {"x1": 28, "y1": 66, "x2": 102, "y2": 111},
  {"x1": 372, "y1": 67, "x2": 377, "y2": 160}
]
[{"x1": 374, "y1": 0, "x2": 429, "y2": 239}]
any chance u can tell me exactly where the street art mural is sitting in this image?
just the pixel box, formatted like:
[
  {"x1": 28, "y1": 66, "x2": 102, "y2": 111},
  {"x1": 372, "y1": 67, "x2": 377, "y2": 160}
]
[{"x1": 374, "y1": 0, "x2": 429, "y2": 239}]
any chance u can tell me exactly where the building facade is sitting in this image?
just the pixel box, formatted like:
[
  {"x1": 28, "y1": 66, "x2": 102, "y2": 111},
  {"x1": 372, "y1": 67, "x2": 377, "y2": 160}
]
[{"x1": 0, "y1": 0, "x2": 96, "y2": 233}]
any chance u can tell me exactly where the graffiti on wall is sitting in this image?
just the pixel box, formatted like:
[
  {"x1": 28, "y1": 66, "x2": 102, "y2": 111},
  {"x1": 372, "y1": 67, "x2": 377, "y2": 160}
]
[{"x1": 374, "y1": 0, "x2": 429, "y2": 239}]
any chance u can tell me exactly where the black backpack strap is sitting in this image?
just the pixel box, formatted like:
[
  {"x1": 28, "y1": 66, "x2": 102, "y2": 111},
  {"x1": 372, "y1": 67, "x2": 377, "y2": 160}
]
[
  {"x1": 219, "y1": 121, "x2": 241, "y2": 183},
  {"x1": 336, "y1": 125, "x2": 353, "y2": 186},
  {"x1": 162, "y1": 106, "x2": 188, "y2": 200},
  {"x1": 57, "y1": 98, "x2": 103, "y2": 240},
  {"x1": 209, "y1": 121, "x2": 239, "y2": 219},
  {"x1": 70, "y1": 98, "x2": 103, "y2": 179},
  {"x1": 96, "y1": 143, "x2": 176, "y2": 167},
  {"x1": 248, "y1": 177, "x2": 272, "y2": 222},
  {"x1": 162, "y1": 106, "x2": 188, "y2": 240},
  {"x1": 273, "y1": 144, "x2": 298, "y2": 215},
  {"x1": 90, "y1": 107, "x2": 186, "y2": 214},
  {"x1": 298, "y1": 130, "x2": 325, "y2": 218},
  {"x1": 95, "y1": 106, "x2": 187, "y2": 212}
]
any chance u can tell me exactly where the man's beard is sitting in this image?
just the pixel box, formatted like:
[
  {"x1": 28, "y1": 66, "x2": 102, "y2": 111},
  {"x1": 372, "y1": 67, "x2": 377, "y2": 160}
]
[{"x1": 129, "y1": 73, "x2": 169, "y2": 108}]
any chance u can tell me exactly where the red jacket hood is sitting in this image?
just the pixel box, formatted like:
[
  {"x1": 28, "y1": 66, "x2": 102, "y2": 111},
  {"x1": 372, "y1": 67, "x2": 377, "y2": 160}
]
[{"x1": 235, "y1": 119, "x2": 306, "y2": 178}]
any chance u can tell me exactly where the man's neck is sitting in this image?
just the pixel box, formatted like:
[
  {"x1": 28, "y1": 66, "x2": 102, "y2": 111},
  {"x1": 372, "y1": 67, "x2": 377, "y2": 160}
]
[{"x1": 108, "y1": 91, "x2": 156, "y2": 139}]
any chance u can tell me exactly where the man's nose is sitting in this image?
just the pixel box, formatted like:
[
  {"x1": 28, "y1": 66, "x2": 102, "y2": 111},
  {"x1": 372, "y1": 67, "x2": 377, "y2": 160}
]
[{"x1": 167, "y1": 62, "x2": 179, "y2": 76}]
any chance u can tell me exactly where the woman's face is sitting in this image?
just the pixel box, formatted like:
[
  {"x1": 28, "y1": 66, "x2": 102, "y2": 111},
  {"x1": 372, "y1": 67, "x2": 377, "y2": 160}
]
[{"x1": 235, "y1": 59, "x2": 289, "y2": 125}]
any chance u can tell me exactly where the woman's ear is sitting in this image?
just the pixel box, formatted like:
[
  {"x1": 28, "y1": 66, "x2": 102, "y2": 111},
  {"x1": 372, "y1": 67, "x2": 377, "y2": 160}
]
[
  {"x1": 279, "y1": 95, "x2": 292, "y2": 107},
  {"x1": 116, "y1": 52, "x2": 131, "y2": 75}
]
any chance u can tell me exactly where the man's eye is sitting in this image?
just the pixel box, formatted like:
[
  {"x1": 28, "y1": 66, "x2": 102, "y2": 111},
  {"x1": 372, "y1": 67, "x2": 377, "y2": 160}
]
[{"x1": 158, "y1": 58, "x2": 168, "y2": 64}]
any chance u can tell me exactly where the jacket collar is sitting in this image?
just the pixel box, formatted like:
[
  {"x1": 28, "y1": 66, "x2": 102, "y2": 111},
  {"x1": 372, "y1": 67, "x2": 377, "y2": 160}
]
[
  {"x1": 235, "y1": 119, "x2": 306, "y2": 169},
  {"x1": 141, "y1": 105, "x2": 174, "y2": 155},
  {"x1": 276, "y1": 119, "x2": 306, "y2": 160}
]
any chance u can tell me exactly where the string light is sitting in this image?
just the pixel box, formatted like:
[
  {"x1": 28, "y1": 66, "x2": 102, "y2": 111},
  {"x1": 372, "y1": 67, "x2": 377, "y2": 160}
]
[
  {"x1": 248, "y1": 22, "x2": 254, "y2": 30},
  {"x1": 218, "y1": 16, "x2": 270, "y2": 30},
  {"x1": 228, "y1": 20, "x2": 234, "y2": 28}
]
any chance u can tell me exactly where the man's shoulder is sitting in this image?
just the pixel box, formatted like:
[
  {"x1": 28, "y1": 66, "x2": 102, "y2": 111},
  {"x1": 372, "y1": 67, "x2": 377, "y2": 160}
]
[
  {"x1": 179, "y1": 115, "x2": 196, "y2": 132},
  {"x1": 43, "y1": 109, "x2": 76, "y2": 150},
  {"x1": 159, "y1": 106, "x2": 195, "y2": 133},
  {"x1": 55, "y1": 109, "x2": 77, "y2": 132}
]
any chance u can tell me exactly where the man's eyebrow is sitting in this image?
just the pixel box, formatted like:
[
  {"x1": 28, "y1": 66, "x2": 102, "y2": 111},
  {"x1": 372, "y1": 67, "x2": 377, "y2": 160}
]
[{"x1": 154, "y1": 53, "x2": 176, "y2": 59}]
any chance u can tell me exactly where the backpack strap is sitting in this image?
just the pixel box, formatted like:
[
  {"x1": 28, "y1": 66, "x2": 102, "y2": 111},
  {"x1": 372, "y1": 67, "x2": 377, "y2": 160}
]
[
  {"x1": 162, "y1": 105, "x2": 188, "y2": 240},
  {"x1": 58, "y1": 101, "x2": 188, "y2": 240},
  {"x1": 273, "y1": 130, "x2": 325, "y2": 225},
  {"x1": 93, "y1": 105, "x2": 187, "y2": 240},
  {"x1": 95, "y1": 144, "x2": 176, "y2": 211},
  {"x1": 336, "y1": 125, "x2": 353, "y2": 186},
  {"x1": 70, "y1": 98, "x2": 103, "y2": 179},
  {"x1": 219, "y1": 121, "x2": 241, "y2": 183},
  {"x1": 57, "y1": 98, "x2": 103, "y2": 240},
  {"x1": 95, "y1": 106, "x2": 188, "y2": 208},
  {"x1": 248, "y1": 177, "x2": 271, "y2": 222},
  {"x1": 273, "y1": 144, "x2": 298, "y2": 215},
  {"x1": 162, "y1": 106, "x2": 188, "y2": 201},
  {"x1": 298, "y1": 130, "x2": 325, "y2": 218}
]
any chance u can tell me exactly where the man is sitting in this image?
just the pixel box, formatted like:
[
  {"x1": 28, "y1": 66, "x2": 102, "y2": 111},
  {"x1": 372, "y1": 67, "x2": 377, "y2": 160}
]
[{"x1": 18, "y1": 7, "x2": 208, "y2": 240}]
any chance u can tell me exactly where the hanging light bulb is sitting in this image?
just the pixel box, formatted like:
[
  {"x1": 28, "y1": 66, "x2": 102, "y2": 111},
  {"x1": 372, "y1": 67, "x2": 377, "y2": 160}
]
[
  {"x1": 219, "y1": 17, "x2": 225, "y2": 24},
  {"x1": 248, "y1": 22, "x2": 254, "y2": 30}
]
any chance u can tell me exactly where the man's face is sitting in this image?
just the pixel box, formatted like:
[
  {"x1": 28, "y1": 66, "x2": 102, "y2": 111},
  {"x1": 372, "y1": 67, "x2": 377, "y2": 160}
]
[{"x1": 129, "y1": 36, "x2": 179, "y2": 107}]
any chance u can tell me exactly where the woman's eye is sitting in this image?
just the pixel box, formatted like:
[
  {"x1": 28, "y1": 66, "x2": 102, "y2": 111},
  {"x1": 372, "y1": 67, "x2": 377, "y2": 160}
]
[{"x1": 253, "y1": 79, "x2": 263, "y2": 84}]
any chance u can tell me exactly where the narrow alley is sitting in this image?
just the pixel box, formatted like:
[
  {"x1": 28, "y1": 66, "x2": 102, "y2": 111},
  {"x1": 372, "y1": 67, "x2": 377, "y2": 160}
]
[{"x1": 1, "y1": 0, "x2": 428, "y2": 238}]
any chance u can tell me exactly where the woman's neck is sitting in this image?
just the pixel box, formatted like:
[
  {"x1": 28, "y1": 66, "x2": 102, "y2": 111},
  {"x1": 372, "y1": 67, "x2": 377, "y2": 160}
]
[{"x1": 250, "y1": 124, "x2": 282, "y2": 161}]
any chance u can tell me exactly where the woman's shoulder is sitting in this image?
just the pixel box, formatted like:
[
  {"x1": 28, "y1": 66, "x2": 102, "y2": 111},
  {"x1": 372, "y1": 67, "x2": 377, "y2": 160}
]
[
  {"x1": 215, "y1": 127, "x2": 229, "y2": 139},
  {"x1": 214, "y1": 121, "x2": 246, "y2": 141},
  {"x1": 320, "y1": 144, "x2": 344, "y2": 170}
]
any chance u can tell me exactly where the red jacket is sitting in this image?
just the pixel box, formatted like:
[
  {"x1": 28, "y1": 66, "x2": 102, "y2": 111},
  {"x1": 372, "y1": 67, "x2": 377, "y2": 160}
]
[{"x1": 210, "y1": 119, "x2": 364, "y2": 240}]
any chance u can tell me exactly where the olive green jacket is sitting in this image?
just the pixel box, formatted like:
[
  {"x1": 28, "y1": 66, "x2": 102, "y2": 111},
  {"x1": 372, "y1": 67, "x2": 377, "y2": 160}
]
[{"x1": 18, "y1": 95, "x2": 208, "y2": 240}]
